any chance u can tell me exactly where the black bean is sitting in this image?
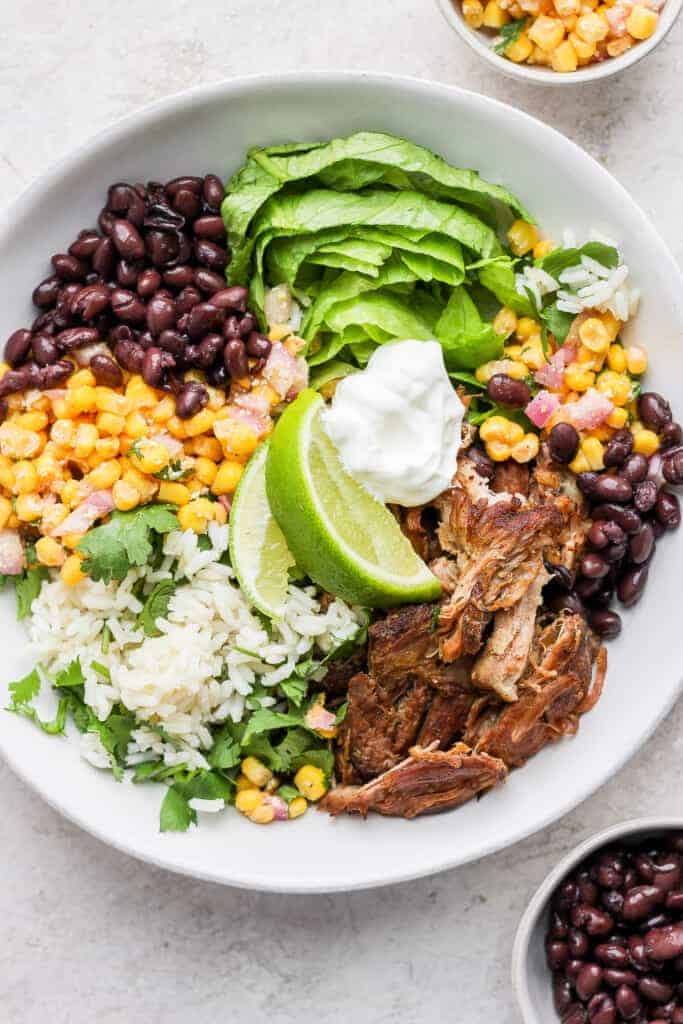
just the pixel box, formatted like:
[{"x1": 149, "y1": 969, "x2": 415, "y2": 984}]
[
  {"x1": 562, "y1": 1003, "x2": 587, "y2": 1024},
  {"x1": 146, "y1": 293, "x2": 177, "y2": 336},
  {"x1": 114, "y1": 339, "x2": 145, "y2": 373},
  {"x1": 578, "y1": 472, "x2": 601, "y2": 497},
  {"x1": 245, "y1": 331, "x2": 272, "y2": 359},
  {"x1": 106, "y1": 182, "x2": 146, "y2": 225},
  {"x1": 186, "y1": 302, "x2": 223, "y2": 340},
  {"x1": 196, "y1": 333, "x2": 224, "y2": 368},
  {"x1": 51, "y1": 252, "x2": 88, "y2": 282},
  {"x1": 547, "y1": 590, "x2": 585, "y2": 615},
  {"x1": 632, "y1": 479, "x2": 658, "y2": 514},
  {"x1": 193, "y1": 215, "x2": 226, "y2": 241},
  {"x1": 111, "y1": 288, "x2": 146, "y2": 325},
  {"x1": 548, "y1": 422, "x2": 580, "y2": 464},
  {"x1": 32, "y1": 333, "x2": 59, "y2": 366},
  {"x1": 603, "y1": 540, "x2": 627, "y2": 563},
  {"x1": 628, "y1": 523, "x2": 654, "y2": 565},
  {"x1": 194, "y1": 238, "x2": 227, "y2": 271},
  {"x1": 142, "y1": 346, "x2": 168, "y2": 387},
  {"x1": 594, "y1": 475, "x2": 633, "y2": 504},
  {"x1": 603, "y1": 970, "x2": 638, "y2": 990},
  {"x1": 110, "y1": 218, "x2": 145, "y2": 261},
  {"x1": 206, "y1": 361, "x2": 228, "y2": 387},
  {"x1": 620, "y1": 453, "x2": 649, "y2": 484},
  {"x1": 38, "y1": 359, "x2": 72, "y2": 389},
  {"x1": 601, "y1": 890, "x2": 624, "y2": 917},
  {"x1": 224, "y1": 338, "x2": 249, "y2": 379},
  {"x1": 663, "y1": 449, "x2": 683, "y2": 485},
  {"x1": 163, "y1": 265, "x2": 195, "y2": 289},
  {"x1": 144, "y1": 201, "x2": 186, "y2": 232},
  {"x1": 165, "y1": 175, "x2": 203, "y2": 198},
  {"x1": 644, "y1": 923, "x2": 683, "y2": 961},
  {"x1": 577, "y1": 963, "x2": 604, "y2": 1001},
  {"x1": 589, "y1": 609, "x2": 622, "y2": 639},
  {"x1": 572, "y1": 905, "x2": 614, "y2": 936},
  {"x1": 195, "y1": 268, "x2": 226, "y2": 294},
  {"x1": 623, "y1": 886, "x2": 666, "y2": 921},
  {"x1": 157, "y1": 330, "x2": 186, "y2": 358},
  {"x1": 90, "y1": 353, "x2": 123, "y2": 387},
  {"x1": 486, "y1": 373, "x2": 530, "y2": 408},
  {"x1": 56, "y1": 326, "x2": 100, "y2": 350},
  {"x1": 175, "y1": 380, "x2": 208, "y2": 420},
  {"x1": 223, "y1": 314, "x2": 241, "y2": 339},
  {"x1": 4, "y1": 329, "x2": 32, "y2": 367},
  {"x1": 137, "y1": 268, "x2": 162, "y2": 297},
  {"x1": 639, "y1": 392, "x2": 672, "y2": 431},
  {"x1": 547, "y1": 939, "x2": 570, "y2": 970},
  {"x1": 665, "y1": 890, "x2": 683, "y2": 911},
  {"x1": 617, "y1": 564, "x2": 649, "y2": 607},
  {"x1": 604, "y1": 429, "x2": 633, "y2": 468},
  {"x1": 92, "y1": 237, "x2": 116, "y2": 278},
  {"x1": 181, "y1": 344, "x2": 201, "y2": 367},
  {"x1": 176, "y1": 286, "x2": 202, "y2": 315},
  {"x1": 555, "y1": 974, "x2": 574, "y2": 1014},
  {"x1": 0, "y1": 367, "x2": 32, "y2": 396},
  {"x1": 98, "y1": 208, "x2": 117, "y2": 236},
  {"x1": 203, "y1": 174, "x2": 224, "y2": 210},
  {"x1": 580, "y1": 553, "x2": 610, "y2": 580},
  {"x1": 145, "y1": 229, "x2": 181, "y2": 267},
  {"x1": 587, "y1": 992, "x2": 616, "y2": 1024},
  {"x1": 115, "y1": 258, "x2": 141, "y2": 289},
  {"x1": 638, "y1": 975, "x2": 674, "y2": 1003},
  {"x1": 566, "y1": 959, "x2": 586, "y2": 981},
  {"x1": 614, "y1": 985, "x2": 640, "y2": 1021},
  {"x1": 70, "y1": 282, "x2": 111, "y2": 320},
  {"x1": 238, "y1": 311, "x2": 257, "y2": 336},
  {"x1": 67, "y1": 229, "x2": 99, "y2": 260},
  {"x1": 660, "y1": 421, "x2": 683, "y2": 450},
  {"x1": 172, "y1": 188, "x2": 202, "y2": 220},
  {"x1": 569, "y1": 928, "x2": 591, "y2": 958},
  {"x1": 592, "y1": 504, "x2": 642, "y2": 534},
  {"x1": 32, "y1": 275, "x2": 61, "y2": 309}
]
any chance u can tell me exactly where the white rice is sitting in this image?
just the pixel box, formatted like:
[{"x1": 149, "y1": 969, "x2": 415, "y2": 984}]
[{"x1": 27, "y1": 522, "x2": 362, "y2": 771}]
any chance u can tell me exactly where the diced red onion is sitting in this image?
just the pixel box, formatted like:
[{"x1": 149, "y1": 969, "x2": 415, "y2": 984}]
[
  {"x1": 526, "y1": 390, "x2": 560, "y2": 428},
  {"x1": 0, "y1": 529, "x2": 25, "y2": 576},
  {"x1": 52, "y1": 489, "x2": 115, "y2": 537}
]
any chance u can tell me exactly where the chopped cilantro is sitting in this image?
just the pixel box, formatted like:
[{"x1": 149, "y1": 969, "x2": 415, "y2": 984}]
[
  {"x1": 137, "y1": 579, "x2": 176, "y2": 637},
  {"x1": 280, "y1": 675, "x2": 309, "y2": 707},
  {"x1": 493, "y1": 17, "x2": 528, "y2": 54},
  {"x1": 276, "y1": 784, "x2": 301, "y2": 804},
  {"x1": 15, "y1": 567, "x2": 48, "y2": 620},
  {"x1": 155, "y1": 459, "x2": 191, "y2": 482},
  {"x1": 160, "y1": 785, "x2": 196, "y2": 832},
  {"x1": 8, "y1": 667, "x2": 41, "y2": 706},
  {"x1": 77, "y1": 504, "x2": 178, "y2": 583}
]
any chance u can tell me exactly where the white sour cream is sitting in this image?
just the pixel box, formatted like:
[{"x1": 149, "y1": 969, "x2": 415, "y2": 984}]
[{"x1": 322, "y1": 339, "x2": 464, "y2": 507}]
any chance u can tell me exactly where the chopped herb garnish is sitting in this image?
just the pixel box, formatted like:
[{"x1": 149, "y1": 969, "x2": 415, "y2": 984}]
[
  {"x1": 77, "y1": 504, "x2": 178, "y2": 583},
  {"x1": 493, "y1": 17, "x2": 528, "y2": 54}
]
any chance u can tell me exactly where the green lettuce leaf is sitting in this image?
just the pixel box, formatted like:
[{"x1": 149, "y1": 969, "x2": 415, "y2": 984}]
[
  {"x1": 478, "y1": 260, "x2": 533, "y2": 316},
  {"x1": 435, "y1": 286, "x2": 504, "y2": 369},
  {"x1": 537, "y1": 241, "x2": 619, "y2": 278}
]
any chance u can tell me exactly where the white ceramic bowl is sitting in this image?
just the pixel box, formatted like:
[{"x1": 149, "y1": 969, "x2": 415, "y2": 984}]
[
  {"x1": 512, "y1": 817, "x2": 683, "y2": 1023},
  {"x1": 1, "y1": 73, "x2": 683, "y2": 893},
  {"x1": 436, "y1": 0, "x2": 683, "y2": 85}
]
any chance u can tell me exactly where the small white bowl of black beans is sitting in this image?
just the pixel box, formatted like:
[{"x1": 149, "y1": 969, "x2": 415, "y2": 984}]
[{"x1": 513, "y1": 818, "x2": 683, "y2": 1024}]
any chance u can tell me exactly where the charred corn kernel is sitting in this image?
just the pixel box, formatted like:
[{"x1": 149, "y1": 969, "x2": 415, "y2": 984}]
[
  {"x1": 507, "y1": 220, "x2": 539, "y2": 257},
  {"x1": 34, "y1": 540, "x2": 66, "y2": 573},
  {"x1": 579, "y1": 316, "x2": 611, "y2": 353},
  {"x1": 294, "y1": 765, "x2": 327, "y2": 802},
  {"x1": 15, "y1": 410, "x2": 48, "y2": 432},
  {"x1": 632, "y1": 427, "x2": 659, "y2": 456},
  {"x1": 13, "y1": 461, "x2": 38, "y2": 494},
  {"x1": 112, "y1": 479, "x2": 140, "y2": 511},
  {"x1": 73, "y1": 422, "x2": 99, "y2": 458},
  {"x1": 61, "y1": 554, "x2": 85, "y2": 586},
  {"x1": 626, "y1": 3, "x2": 657, "y2": 36},
  {"x1": 607, "y1": 344, "x2": 627, "y2": 372},
  {"x1": 67, "y1": 368, "x2": 95, "y2": 389},
  {"x1": 235, "y1": 774, "x2": 254, "y2": 793},
  {"x1": 35, "y1": 453, "x2": 62, "y2": 486},
  {"x1": 194, "y1": 457, "x2": 217, "y2": 486},
  {"x1": 506, "y1": 30, "x2": 534, "y2": 60},
  {"x1": 565, "y1": 363, "x2": 595, "y2": 392},
  {"x1": 92, "y1": 436, "x2": 120, "y2": 463},
  {"x1": 519, "y1": 337, "x2": 546, "y2": 372},
  {"x1": 125, "y1": 376, "x2": 158, "y2": 408},
  {"x1": 482, "y1": 0, "x2": 510, "y2": 25},
  {"x1": 213, "y1": 501, "x2": 228, "y2": 525},
  {"x1": 625, "y1": 345, "x2": 647, "y2": 375},
  {"x1": 516, "y1": 317, "x2": 541, "y2": 341},
  {"x1": 606, "y1": 407, "x2": 629, "y2": 429},
  {"x1": 60, "y1": 479, "x2": 83, "y2": 509},
  {"x1": 187, "y1": 435, "x2": 222, "y2": 461},
  {"x1": 87, "y1": 460, "x2": 121, "y2": 490},
  {"x1": 511, "y1": 433, "x2": 540, "y2": 463},
  {"x1": 569, "y1": 450, "x2": 591, "y2": 474},
  {"x1": 214, "y1": 419, "x2": 260, "y2": 462},
  {"x1": 576, "y1": 9, "x2": 609, "y2": 38},
  {"x1": 166, "y1": 415, "x2": 187, "y2": 440},
  {"x1": 15, "y1": 494, "x2": 43, "y2": 522},
  {"x1": 184, "y1": 408, "x2": 216, "y2": 438},
  {"x1": 607, "y1": 34, "x2": 634, "y2": 56},
  {"x1": 61, "y1": 533, "x2": 84, "y2": 551},
  {"x1": 157, "y1": 481, "x2": 190, "y2": 506},
  {"x1": 0, "y1": 496, "x2": 12, "y2": 529},
  {"x1": 0, "y1": 423, "x2": 44, "y2": 459},
  {"x1": 475, "y1": 358, "x2": 528, "y2": 384},
  {"x1": 124, "y1": 411, "x2": 147, "y2": 440},
  {"x1": 96, "y1": 412, "x2": 126, "y2": 436},
  {"x1": 122, "y1": 468, "x2": 158, "y2": 504},
  {"x1": 463, "y1": 0, "x2": 485, "y2": 24},
  {"x1": 235, "y1": 789, "x2": 264, "y2": 815},
  {"x1": 249, "y1": 803, "x2": 275, "y2": 825},
  {"x1": 596, "y1": 370, "x2": 631, "y2": 406},
  {"x1": 150, "y1": 396, "x2": 175, "y2": 424},
  {"x1": 551, "y1": 38, "x2": 578, "y2": 70},
  {"x1": 41, "y1": 502, "x2": 68, "y2": 533},
  {"x1": 94, "y1": 388, "x2": 130, "y2": 416},
  {"x1": 485, "y1": 440, "x2": 512, "y2": 462},
  {"x1": 533, "y1": 239, "x2": 556, "y2": 259},
  {"x1": 288, "y1": 797, "x2": 308, "y2": 820},
  {"x1": 211, "y1": 460, "x2": 243, "y2": 496},
  {"x1": 177, "y1": 499, "x2": 211, "y2": 533},
  {"x1": 529, "y1": 14, "x2": 566, "y2": 49},
  {"x1": 493, "y1": 307, "x2": 518, "y2": 338},
  {"x1": 581, "y1": 436, "x2": 605, "y2": 471},
  {"x1": 130, "y1": 439, "x2": 169, "y2": 475},
  {"x1": 480, "y1": 415, "x2": 525, "y2": 445},
  {"x1": 241, "y1": 756, "x2": 272, "y2": 788}
]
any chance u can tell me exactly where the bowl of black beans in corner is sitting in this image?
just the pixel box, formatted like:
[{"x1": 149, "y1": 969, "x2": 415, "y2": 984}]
[{"x1": 512, "y1": 819, "x2": 683, "y2": 1024}]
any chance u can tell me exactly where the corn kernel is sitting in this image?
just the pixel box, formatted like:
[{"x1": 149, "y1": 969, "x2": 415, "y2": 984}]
[
  {"x1": 626, "y1": 4, "x2": 657, "y2": 37},
  {"x1": 187, "y1": 435, "x2": 221, "y2": 461},
  {"x1": 125, "y1": 377, "x2": 158, "y2": 409},
  {"x1": 294, "y1": 765, "x2": 327, "y2": 802},
  {"x1": 235, "y1": 774, "x2": 254, "y2": 793},
  {"x1": 41, "y1": 502, "x2": 68, "y2": 533},
  {"x1": 625, "y1": 345, "x2": 647, "y2": 376},
  {"x1": 91, "y1": 436, "x2": 120, "y2": 464},
  {"x1": 249, "y1": 803, "x2": 275, "y2": 825},
  {"x1": 463, "y1": 0, "x2": 485, "y2": 25},
  {"x1": 482, "y1": 0, "x2": 510, "y2": 26},
  {"x1": 124, "y1": 411, "x2": 147, "y2": 439},
  {"x1": 507, "y1": 219, "x2": 540, "y2": 257},
  {"x1": 87, "y1": 460, "x2": 121, "y2": 490},
  {"x1": 11, "y1": 461, "x2": 37, "y2": 495},
  {"x1": 194, "y1": 457, "x2": 217, "y2": 486},
  {"x1": 568, "y1": 30, "x2": 597, "y2": 59},
  {"x1": 15, "y1": 493, "x2": 44, "y2": 522},
  {"x1": 59, "y1": 479, "x2": 83, "y2": 509},
  {"x1": 211, "y1": 460, "x2": 244, "y2": 496},
  {"x1": 235, "y1": 789, "x2": 264, "y2": 815},
  {"x1": 15, "y1": 410, "x2": 48, "y2": 432},
  {"x1": 632, "y1": 427, "x2": 659, "y2": 456},
  {"x1": 112, "y1": 479, "x2": 140, "y2": 511},
  {"x1": 0, "y1": 496, "x2": 12, "y2": 529},
  {"x1": 516, "y1": 317, "x2": 541, "y2": 341},
  {"x1": 581, "y1": 436, "x2": 605, "y2": 471},
  {"x1": 485, "y1": 440, "x2": 513, "y2": 462},
  {"x1": 150, "y1": 396, "x2": 175, "y2": 424},
  {"x1": 288, "y1": 797, "x2": 308, "y2": 820},
  {"x1": 67, "y1": 368, "x2": 95, "y2": 389},
  {"x1": 529, "y1": 14, "x2": 566, "y2": 49},
  {"x1": 564, "y1": 363, "x2": 595, "y2": 392},
  {"x1": 157, "y1": 481, "x2": 190, "y2": 506},
  {"x1": 479, "y1": 415, "x2": 523, "y2": 445},
  {"x1": 533, "y1": 239, "x2": 556, "y2": 259},
  {"x1": 551, "y1": 38, "x2": 578, "y2": 71},
  {"x1": 177, "y1": 499, "x2": 210, "y2": 533},
  {"x1": 519, "y1": 337, "x2": 546, "y2": 372},
  {"x1": 60, "y1": 554, "x2": 85, "y2": 586},
  {"x1": 606, "y1": 344, "x2": 627, "y2": 373},
  {"x1": 93, "y1": 388, "x2": 130, "y2": 416},
  {"x1": 506, "y1": 30, "x2": 534, "y2": 61},
  {"x1": 530, "y1": 43, "x2": 552, "y2": 64},
  {"x1": 205, "y1": 386, "x2": 227, "y2": 412},
  {"x1": 576, "y1": 10, "x2": 608, "y2": 39},
  {"x1": 606, "y1": 35, "x2": 634, "y2": 56},
  {"x1": 130, "y1": 439, "x2": 170, "y2": 475},
  {"x1": 213, "y1": 501, "x2": 228, "y2": 525},
  {"x1": 166, "y1": 415, "x2": 187, "y2": 440},
  {"x1": 241, "y1": 756, "x2": 273, "y2": 788},
  {"x1": 569, "y1": 450, "x2": 591, "y2": 474},
  {"x1": 579, "y1": 316, "x2": 611, "y2": 353},
  {"x1": 0, "y1": 456, "x2": 15, "y2": 491},
  {"x1": 596, "y1": 370, "x2": 631, "y2": 406},
  {"x1": 184, "y1": 408, "x2": 216, "y2": 438},
  {"x1": 96, "y1": 412, "x2": 126, "y2": 436},
  {"x1": 122, "y1": 468, "x2": 158, "y2": 504},
  {"x1": 554, "y1": 0, "x2": 581, "y2": 14},
  {"x1": 606, "y1": 407, "x2": 629, "y2": 429},
  {"x1": 0, "y1": 423, "x2": 44, "y2": 459},
  {"x1": 493, "y1": 307, "x2": 518, "y2": 338},
  {"x1": 51, "y1": 396, "x2": 69, "y2": 419},
  {"x1": 72, "y1": 422, "x2": 98, "y2": 459},
  {"x1": 511, "y1": 433, "x2": 540, "y2": 463},
  {"x1": 66, "y1": 386, "x2": 98, "y2": 415}
]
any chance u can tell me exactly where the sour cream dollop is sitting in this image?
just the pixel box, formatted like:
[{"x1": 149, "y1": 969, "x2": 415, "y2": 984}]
[{"x1": 322, "y1": 339, "x2": 464, "y2": 507}]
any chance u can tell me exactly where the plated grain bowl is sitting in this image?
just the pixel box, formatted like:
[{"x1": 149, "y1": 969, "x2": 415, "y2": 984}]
[{"x1": 1, "y1": 74, "x2": 682, "y2": 892}]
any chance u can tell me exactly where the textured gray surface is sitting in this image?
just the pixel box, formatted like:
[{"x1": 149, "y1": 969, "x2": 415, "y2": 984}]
[{"x1": 1, "y1": 3, "x2": 682, "y2": 1022}]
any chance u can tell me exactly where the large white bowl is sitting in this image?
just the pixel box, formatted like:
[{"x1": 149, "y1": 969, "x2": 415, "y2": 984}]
[{"x1": 1, "y1": 72, "x2": 682, "y2": 893}]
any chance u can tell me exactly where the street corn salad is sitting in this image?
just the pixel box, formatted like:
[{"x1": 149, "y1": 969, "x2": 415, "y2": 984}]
[
  {"x1": 3, "y1": 133, "x2": 681, "y2": 831},
  {"x1": 455, "y1": 0, "x2": 665, "y2": 72}
]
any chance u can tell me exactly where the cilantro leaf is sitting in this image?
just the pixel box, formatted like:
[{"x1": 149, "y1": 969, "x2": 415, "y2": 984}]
[
  {"x1": 280, "y1": 675, "x2": 309, "y2": 707},
  {"x1": 7, "y1": 667, "x2": 69, "y2": 735},
  {"x1": 493, "y1": 17, "x2": 528, "y2": 55},
  {"x1": 175, "y1": 770, "x2": 233, "y2": 804},
  {"x1": 8, "y1": 667, "x2": 41, "y2": 706},
  {"x1": 138, "y1": 579, "x2": 176, "y2": 637},
  {"x1": 15, "y1": 568, "x2": 48, "y2": 620},
  {"x1": 77, "y1": 504, "x2": 178, "y2": 583},
  {"x1": 160, "y1": 785, "x2": 196, "y2": 832},
  {"x1": 155, "y1": 459, "x2": 191, "y2": 482},
  {"x1": 241, "y1": 708, "x2": 305, "y2": 744},
  {"x1": 541, "y1": 302, "x2": 575, "y2": 344},
  {"x1": 276, "y1": 784, "x2": 301, "y2": 803},
  {"x1": 292, "y1": 746, "x2": 334, "y2": 782},
  {"x1": 207, "y1": 725, "x2": 242, "y2": 770},
  {"x1": 53, "y1": 659, "x2": 85, "y2": 693}
]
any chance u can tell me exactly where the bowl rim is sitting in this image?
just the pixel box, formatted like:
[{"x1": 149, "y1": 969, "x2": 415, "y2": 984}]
[
  {"x1": 1, "y1": 70, "x2": 683, "y2": 892},
  {"x1": 511, "y1": 816, "x2": 683, "y2": 1023},
  {"x1": 435, "y1": 0, "x2": 683, "y2": 86}
]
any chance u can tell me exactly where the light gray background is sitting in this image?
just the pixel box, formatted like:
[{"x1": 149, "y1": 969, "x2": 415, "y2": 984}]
[{"x1": 1, "y1": 3, "x2": 682, "y2": 1022}]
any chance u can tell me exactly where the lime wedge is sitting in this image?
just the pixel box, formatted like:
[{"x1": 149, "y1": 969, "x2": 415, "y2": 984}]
[
  {"x1": 265, "y1": 389, "x2": 441, "y2": 608},
  {"x1": 229, "y1": 440, "x2": 296, "y2": 618}
]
